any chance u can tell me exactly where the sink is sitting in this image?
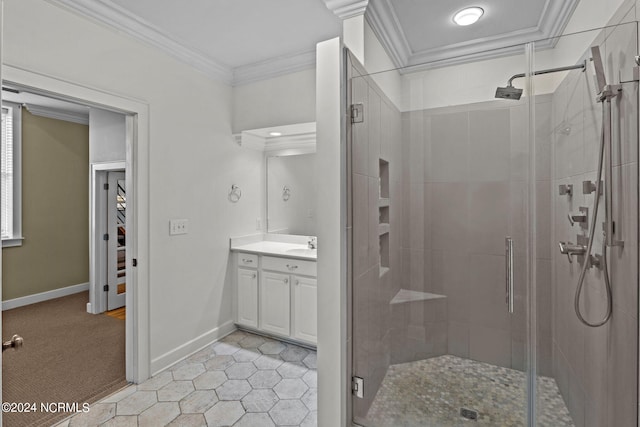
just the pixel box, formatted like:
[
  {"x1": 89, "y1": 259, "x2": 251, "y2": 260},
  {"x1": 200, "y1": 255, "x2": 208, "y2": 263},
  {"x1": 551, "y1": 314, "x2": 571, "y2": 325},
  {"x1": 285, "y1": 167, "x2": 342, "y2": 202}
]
[{"x1": 285, "y1": 248, "x2": 317, "y2": 257}]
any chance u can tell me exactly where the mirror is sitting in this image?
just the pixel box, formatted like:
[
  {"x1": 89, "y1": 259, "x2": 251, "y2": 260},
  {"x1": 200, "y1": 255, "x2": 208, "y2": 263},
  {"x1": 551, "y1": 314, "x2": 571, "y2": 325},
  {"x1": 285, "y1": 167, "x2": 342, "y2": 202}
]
[{"x1": 267, "y1": 153, "x2": 316, "y2": 235}]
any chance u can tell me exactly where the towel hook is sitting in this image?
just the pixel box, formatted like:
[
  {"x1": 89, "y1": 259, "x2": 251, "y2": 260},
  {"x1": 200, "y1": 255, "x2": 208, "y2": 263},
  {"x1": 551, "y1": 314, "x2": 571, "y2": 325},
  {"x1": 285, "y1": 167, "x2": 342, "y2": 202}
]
[{"x1": 228, "y1": 184, "x2": 241, "y2": 203}]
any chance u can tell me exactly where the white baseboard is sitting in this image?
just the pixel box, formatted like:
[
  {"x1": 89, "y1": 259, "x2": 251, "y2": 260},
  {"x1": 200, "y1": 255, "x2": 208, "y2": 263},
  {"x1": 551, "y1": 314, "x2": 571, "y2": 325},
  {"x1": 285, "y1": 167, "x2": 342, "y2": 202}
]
[
  {"x1": 151, "y1": 320, "x2": 236, "y2": 375},
  {"x1": 2, "y1": 282, "x2": 90, "y2": 311}
]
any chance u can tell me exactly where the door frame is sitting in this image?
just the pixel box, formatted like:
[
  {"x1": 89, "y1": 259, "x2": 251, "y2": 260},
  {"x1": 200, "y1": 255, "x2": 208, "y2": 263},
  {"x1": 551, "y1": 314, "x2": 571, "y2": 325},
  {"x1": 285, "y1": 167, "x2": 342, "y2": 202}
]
[
  {"x1": 2, "y1": 64, "x2": 151, "y2": 385},
  {"x1": 90, "y1": 163, "x2": 125, "y2": 314}
]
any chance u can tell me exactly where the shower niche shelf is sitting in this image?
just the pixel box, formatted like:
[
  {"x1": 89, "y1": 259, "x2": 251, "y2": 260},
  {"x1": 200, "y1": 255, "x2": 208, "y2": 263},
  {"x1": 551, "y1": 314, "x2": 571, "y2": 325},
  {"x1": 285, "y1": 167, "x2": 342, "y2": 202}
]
[{"x1": 379, "y1": 158, "x2": 390, "y2": 277}]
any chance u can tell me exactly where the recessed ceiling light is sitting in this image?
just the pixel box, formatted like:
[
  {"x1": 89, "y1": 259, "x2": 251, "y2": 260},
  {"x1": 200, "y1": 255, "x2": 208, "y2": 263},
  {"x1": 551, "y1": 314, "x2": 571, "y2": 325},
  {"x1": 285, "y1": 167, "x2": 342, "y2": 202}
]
[
  {"x1": 269, "y1": 131, "x2": 283, "y2": 137},
  {"x1": 453, "y1": 7, "x2": 484, "y2": 26}
]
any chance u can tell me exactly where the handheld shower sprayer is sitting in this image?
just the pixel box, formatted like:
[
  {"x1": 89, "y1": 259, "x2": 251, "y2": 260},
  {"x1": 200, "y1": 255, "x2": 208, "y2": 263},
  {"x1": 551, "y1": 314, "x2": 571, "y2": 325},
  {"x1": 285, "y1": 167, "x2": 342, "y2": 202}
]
[{"x1": 571, "y1": 45, "x2": 621, "y2": 328}]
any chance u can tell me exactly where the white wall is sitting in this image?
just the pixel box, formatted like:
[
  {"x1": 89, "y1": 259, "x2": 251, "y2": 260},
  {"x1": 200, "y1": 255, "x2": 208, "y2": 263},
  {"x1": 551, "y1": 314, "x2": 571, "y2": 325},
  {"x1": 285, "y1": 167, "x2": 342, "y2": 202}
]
[
  {"x1": 316, "y1": 37, "x2": 346, "y2": 427},
  {"x1": 89, "y1": 108, "x2": 126, "y2": 163},
  {"x1": 363, "y1": 20, "x2": 403, "y2": 110},
  {"x1": 232, "y1": 68, "x2": 316, "y2": 133},
  {"x1": 3, "y1": 0, "x2": 263, "y2": 373}
]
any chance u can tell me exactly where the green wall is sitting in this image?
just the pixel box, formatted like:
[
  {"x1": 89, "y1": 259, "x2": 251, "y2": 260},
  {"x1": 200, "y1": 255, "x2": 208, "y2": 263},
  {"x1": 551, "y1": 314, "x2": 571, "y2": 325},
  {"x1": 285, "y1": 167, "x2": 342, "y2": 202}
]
[{"x1": 2, "y1": 109, "x2": 89, "y2": 301}]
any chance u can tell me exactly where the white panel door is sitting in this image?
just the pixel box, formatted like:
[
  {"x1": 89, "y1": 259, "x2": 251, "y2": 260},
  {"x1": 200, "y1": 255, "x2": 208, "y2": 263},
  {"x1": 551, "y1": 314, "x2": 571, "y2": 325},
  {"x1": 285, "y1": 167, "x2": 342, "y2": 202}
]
[
  {"x1": 237, "y1": 267, "x2": 258, "y2": 328},
  {"x1": 260, "y1": 271, "x2": 290, "y2": 336},
  {"x1": 107, "y1": 171, "x2": 126, "y2": 310},
  {"x1": 293, "y1": 275, "x2": 317, "y2": 343}
]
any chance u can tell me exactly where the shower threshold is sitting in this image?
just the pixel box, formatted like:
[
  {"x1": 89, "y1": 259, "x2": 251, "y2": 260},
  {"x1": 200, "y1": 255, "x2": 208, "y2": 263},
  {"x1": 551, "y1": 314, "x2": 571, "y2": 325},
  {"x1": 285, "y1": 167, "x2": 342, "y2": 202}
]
[{"x1": 362, "y1": 355, "x2": 573, "y2": 427}]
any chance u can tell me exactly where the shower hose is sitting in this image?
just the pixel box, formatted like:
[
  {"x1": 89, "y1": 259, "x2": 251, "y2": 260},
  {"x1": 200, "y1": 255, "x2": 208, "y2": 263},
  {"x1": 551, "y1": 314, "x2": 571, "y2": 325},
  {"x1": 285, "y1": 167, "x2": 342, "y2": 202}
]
[{"x1": 574, "y1": 105, "x2": 613, "y2": 327}]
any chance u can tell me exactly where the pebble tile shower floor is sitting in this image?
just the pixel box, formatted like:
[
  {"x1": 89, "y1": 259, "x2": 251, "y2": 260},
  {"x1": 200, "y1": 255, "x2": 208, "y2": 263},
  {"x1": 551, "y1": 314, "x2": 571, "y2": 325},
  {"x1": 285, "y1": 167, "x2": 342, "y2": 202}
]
[
  {"x1": 56, "y1": 330, "x2": 317, "y2": 426},
  {"x1": 365, "y1": 355, "x2": 573, "y2": 427}
]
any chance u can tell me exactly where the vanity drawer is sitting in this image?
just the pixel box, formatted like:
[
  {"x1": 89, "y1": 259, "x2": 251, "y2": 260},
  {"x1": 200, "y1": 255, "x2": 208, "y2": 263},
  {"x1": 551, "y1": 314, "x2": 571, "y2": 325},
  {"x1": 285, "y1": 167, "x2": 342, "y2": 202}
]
[
  {"x1": 262, "y1": 256, "x2": 316, "y2": 277},
  {"x1": 237, "y1": 253, "x2": 258, "y2": 268}
]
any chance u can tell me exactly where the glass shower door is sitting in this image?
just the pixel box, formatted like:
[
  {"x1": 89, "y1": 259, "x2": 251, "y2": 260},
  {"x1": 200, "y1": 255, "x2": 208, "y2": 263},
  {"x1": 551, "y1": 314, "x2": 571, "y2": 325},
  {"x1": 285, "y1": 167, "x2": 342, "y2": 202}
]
[{"x1": 348, "y1": 43, "x2": 538, "y2": 426}]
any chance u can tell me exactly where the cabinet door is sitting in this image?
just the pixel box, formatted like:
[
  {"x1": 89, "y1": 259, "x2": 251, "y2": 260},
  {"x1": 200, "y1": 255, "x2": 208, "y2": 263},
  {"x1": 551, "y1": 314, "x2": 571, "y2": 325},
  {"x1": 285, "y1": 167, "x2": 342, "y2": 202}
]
[
  {"x1": 237, "y1": 268, "x2": 258, "y2": 328},
  {"x1": 293, "y1": 275, "x2": 317, "y2": 344},
  {"x1": 260, "y1": 271, "x2": 291, "y2": 336}
]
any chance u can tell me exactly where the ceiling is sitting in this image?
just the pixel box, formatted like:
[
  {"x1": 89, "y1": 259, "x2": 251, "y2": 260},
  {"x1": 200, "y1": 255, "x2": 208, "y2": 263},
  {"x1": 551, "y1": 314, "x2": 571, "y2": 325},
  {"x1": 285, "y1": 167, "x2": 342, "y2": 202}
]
[
  {"x1": 51, "y1": 0, "x2": 579, "y2": 84},
  {"x1": 366, "y1": 0, "x2": 580, "y2": 69}
]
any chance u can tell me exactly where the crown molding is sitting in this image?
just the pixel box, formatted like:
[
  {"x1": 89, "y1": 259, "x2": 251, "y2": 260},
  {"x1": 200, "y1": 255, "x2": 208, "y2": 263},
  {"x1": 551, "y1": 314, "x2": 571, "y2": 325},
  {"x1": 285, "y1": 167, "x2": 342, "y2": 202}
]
[
  {"x1": 365, "y1": 0, "x2": 410, "y2": 68},
  {"x1": 25, "y1": 104, "x2": 89, "y2": 125},
  {"x1": 323, "y1": 0, "x2": 369, "y2": 19},
  {"x1": 233, "y1": 50, "x2": 316, "y2": 86},
  {"x1": 48, "y1": 0, "x2": 234, "y2": 84},
  {"x1": 48, "y1": 0, "x2": 322, "y2": 86},
  {"x1": 367, "y1": 0, "x2": 580, "y2": 72},
  {"x1": 537, "y1": 0, "x2": 580, "y2": 44}
]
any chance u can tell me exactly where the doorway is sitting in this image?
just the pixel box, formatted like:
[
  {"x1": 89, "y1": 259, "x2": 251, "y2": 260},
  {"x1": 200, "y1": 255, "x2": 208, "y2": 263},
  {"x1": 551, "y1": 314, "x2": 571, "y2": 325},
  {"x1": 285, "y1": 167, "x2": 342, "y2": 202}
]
[{"x1": 1, "y1": 63, "x2": 151, "y2": 392}]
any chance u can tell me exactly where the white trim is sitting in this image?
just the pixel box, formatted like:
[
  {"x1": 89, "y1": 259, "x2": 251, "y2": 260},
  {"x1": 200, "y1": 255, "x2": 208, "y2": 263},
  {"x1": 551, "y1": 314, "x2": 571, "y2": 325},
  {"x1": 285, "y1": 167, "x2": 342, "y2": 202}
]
[
  {"x1": 265, "y1": 134, "x2": 316, "y2": 153},
  {"x1": 233, "y1": 50, "x2": 316, "y2": 86},
  {"x1": 2, "y1": 282, "x2": 89, "y2": 311},
  {"x1": 46, "y1": 0, "x2": 319, "y2": 86},
  {"x1": 364, "y1": 0, "x2": 410, "y2": 67},
  {"x1": 46, "y1": 0, "x2": 233, "y2": 84},
  {"x1": 3, "y1": 63, "x2": 151, "y2": 385},
  {"x1": 90, "y1": 162, "x2": 126, "y2": 315},
  {"x1": 25, "y1": 104, "x2": 89, "y2": 125},
  {"x1": 151, "y1": 320, "x2": 236, "y2": 375},
  {"x1": 235, "y1": 131, "x2": 317, "y2": 153},
  {"x1": 323, "y1": 0, "x2": 369, "y2": 19},
  {"x1": 366, "y1": 0, "x2": 580, "y2": 70}
]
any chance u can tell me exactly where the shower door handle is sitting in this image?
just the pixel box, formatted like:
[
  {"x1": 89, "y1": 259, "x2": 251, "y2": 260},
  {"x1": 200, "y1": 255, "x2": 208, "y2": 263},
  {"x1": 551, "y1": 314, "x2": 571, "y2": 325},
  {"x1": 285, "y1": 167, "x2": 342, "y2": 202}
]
[{"x1": 505, "y1": 237, "x2": 514, "y2": 314}]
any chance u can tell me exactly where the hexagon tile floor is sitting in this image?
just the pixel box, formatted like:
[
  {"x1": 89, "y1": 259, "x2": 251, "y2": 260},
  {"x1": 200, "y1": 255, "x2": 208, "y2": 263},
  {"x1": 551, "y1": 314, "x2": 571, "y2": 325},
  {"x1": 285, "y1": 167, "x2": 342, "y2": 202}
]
[{"x1": 56, "y1": 330, "x2": 317, "y2": 427}]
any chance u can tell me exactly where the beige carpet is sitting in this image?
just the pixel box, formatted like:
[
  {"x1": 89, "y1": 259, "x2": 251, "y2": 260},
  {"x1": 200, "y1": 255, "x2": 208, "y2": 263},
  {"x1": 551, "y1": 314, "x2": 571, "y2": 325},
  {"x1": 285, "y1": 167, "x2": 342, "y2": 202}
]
[{"x1": 2, "y1": 291, "x2": 127, "y2": 427}]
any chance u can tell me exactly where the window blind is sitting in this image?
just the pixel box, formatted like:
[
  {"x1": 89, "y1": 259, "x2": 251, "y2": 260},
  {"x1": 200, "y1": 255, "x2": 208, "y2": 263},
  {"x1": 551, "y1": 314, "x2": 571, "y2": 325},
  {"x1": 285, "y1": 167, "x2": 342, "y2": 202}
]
[{"x1": 1, "y1": 106, "x2": 14, "y2": 239}]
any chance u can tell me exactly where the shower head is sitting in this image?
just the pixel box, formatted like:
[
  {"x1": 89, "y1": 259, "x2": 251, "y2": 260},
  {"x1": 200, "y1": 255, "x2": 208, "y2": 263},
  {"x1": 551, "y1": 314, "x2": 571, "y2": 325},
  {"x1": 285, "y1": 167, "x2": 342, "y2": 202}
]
[
  {"x1": 496, "y1": 61, "x2": 586, "y2": 101},
  {"x1": 495, "y1": 85, "x2": 523, "y2": 100}
]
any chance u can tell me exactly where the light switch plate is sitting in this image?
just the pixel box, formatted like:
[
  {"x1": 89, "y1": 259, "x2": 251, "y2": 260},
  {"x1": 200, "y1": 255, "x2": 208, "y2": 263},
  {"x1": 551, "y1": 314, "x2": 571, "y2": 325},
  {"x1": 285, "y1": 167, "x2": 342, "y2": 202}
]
[{"x1": 170, "y1": 219, "x2": 189, "y2": 235}]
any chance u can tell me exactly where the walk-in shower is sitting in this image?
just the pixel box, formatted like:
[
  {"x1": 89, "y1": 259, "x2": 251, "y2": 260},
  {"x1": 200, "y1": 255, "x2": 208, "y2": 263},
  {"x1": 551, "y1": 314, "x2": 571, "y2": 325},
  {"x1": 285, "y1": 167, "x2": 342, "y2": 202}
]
[{"x1": 349, "y1": 18, "x2": 639, "y2": 427}]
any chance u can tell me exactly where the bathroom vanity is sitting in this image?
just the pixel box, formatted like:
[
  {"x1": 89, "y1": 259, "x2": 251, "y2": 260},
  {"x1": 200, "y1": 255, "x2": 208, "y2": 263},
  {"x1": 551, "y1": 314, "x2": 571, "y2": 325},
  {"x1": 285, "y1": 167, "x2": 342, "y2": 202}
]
[{"x1": 230, "y1": 237, "x2": 317, "y2": 347}]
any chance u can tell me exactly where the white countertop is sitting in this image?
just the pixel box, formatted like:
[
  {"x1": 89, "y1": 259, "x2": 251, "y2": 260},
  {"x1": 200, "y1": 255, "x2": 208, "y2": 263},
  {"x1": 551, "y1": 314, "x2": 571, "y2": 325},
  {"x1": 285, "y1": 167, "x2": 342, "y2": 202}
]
[{"x1": 231, "y1": 240, "x2": 317, "y2": 261}]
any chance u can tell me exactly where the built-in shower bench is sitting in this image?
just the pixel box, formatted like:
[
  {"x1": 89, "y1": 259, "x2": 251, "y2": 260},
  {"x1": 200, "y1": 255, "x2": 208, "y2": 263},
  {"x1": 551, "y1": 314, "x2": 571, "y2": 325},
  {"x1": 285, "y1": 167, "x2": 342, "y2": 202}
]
[{"x1": 390, "y1": 289, "x2": 446, "y2": 304}]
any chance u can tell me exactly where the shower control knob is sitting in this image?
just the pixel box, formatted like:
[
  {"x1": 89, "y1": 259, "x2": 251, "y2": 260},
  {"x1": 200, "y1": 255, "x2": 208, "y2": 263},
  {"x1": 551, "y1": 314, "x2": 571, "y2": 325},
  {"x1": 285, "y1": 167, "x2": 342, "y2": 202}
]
[
  {"x1": 582, "y1": 180, "x2": 601, "y2": 195},
  {"x1": 558, "y1": 184, "x2": 573, "y2": 197},
  {"x1": 568, "y1": 207, "x2": 589, "y2": 228}
]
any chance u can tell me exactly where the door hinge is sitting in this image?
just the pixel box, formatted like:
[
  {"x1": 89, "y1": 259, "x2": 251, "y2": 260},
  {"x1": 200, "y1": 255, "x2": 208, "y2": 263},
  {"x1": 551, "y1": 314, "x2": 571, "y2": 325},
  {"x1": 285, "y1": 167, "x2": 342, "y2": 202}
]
[
  {"x1": 103, "y1": 284, "x2": 109, "y2": 292},
  {"x1": 104, "y1": 183, "x2": 109, "y2": 190},
  {"x1": 352, "y1": 376, "x2": 364, "y2": 398},
  {"x1": 351, "y1": 103, "x2": 364, "y2": 123},
  {"x1": 132, "y1": 258, "x2": 138, "y2": 267},
  {"x1": 103, "y1": 233, "x2": 109, "y2": 241}
]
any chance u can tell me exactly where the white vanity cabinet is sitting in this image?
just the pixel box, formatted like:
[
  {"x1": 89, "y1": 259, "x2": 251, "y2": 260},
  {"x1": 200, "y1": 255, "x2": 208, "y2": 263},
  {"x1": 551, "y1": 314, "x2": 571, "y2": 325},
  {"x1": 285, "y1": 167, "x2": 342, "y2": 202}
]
[
  {"x1": 260, "y1": 271, "x2": 291, "y2": 336},
  {"x1": 292, "y1": 275, "x2": 317, "y2": 343},
  {"x1": 236, "y1": 253, "x2": 259, "y2": 328},
  {"x1": 234, "y1": 251, "x2": 317, "y2": 346}
]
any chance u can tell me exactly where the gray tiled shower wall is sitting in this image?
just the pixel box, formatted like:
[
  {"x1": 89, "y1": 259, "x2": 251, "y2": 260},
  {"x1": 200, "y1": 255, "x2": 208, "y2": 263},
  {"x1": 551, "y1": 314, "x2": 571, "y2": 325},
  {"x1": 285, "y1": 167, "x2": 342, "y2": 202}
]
[
  {"x1": 550, "y1": 13, "x2": 639, "y2": 427},
  {"x1": 398, "y1": 97, "x2": 554, "y2": 375}
]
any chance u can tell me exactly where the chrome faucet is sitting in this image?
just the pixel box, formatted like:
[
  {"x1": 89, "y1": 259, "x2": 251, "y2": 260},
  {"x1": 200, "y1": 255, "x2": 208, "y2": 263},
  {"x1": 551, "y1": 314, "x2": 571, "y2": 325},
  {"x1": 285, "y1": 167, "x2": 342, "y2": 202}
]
[
  {"x1": 558, "y1": 241, "x2": 586, "y2": 263},
  {"x1": 308, "y1": 236, "x2": 317, "y2": 249}
]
